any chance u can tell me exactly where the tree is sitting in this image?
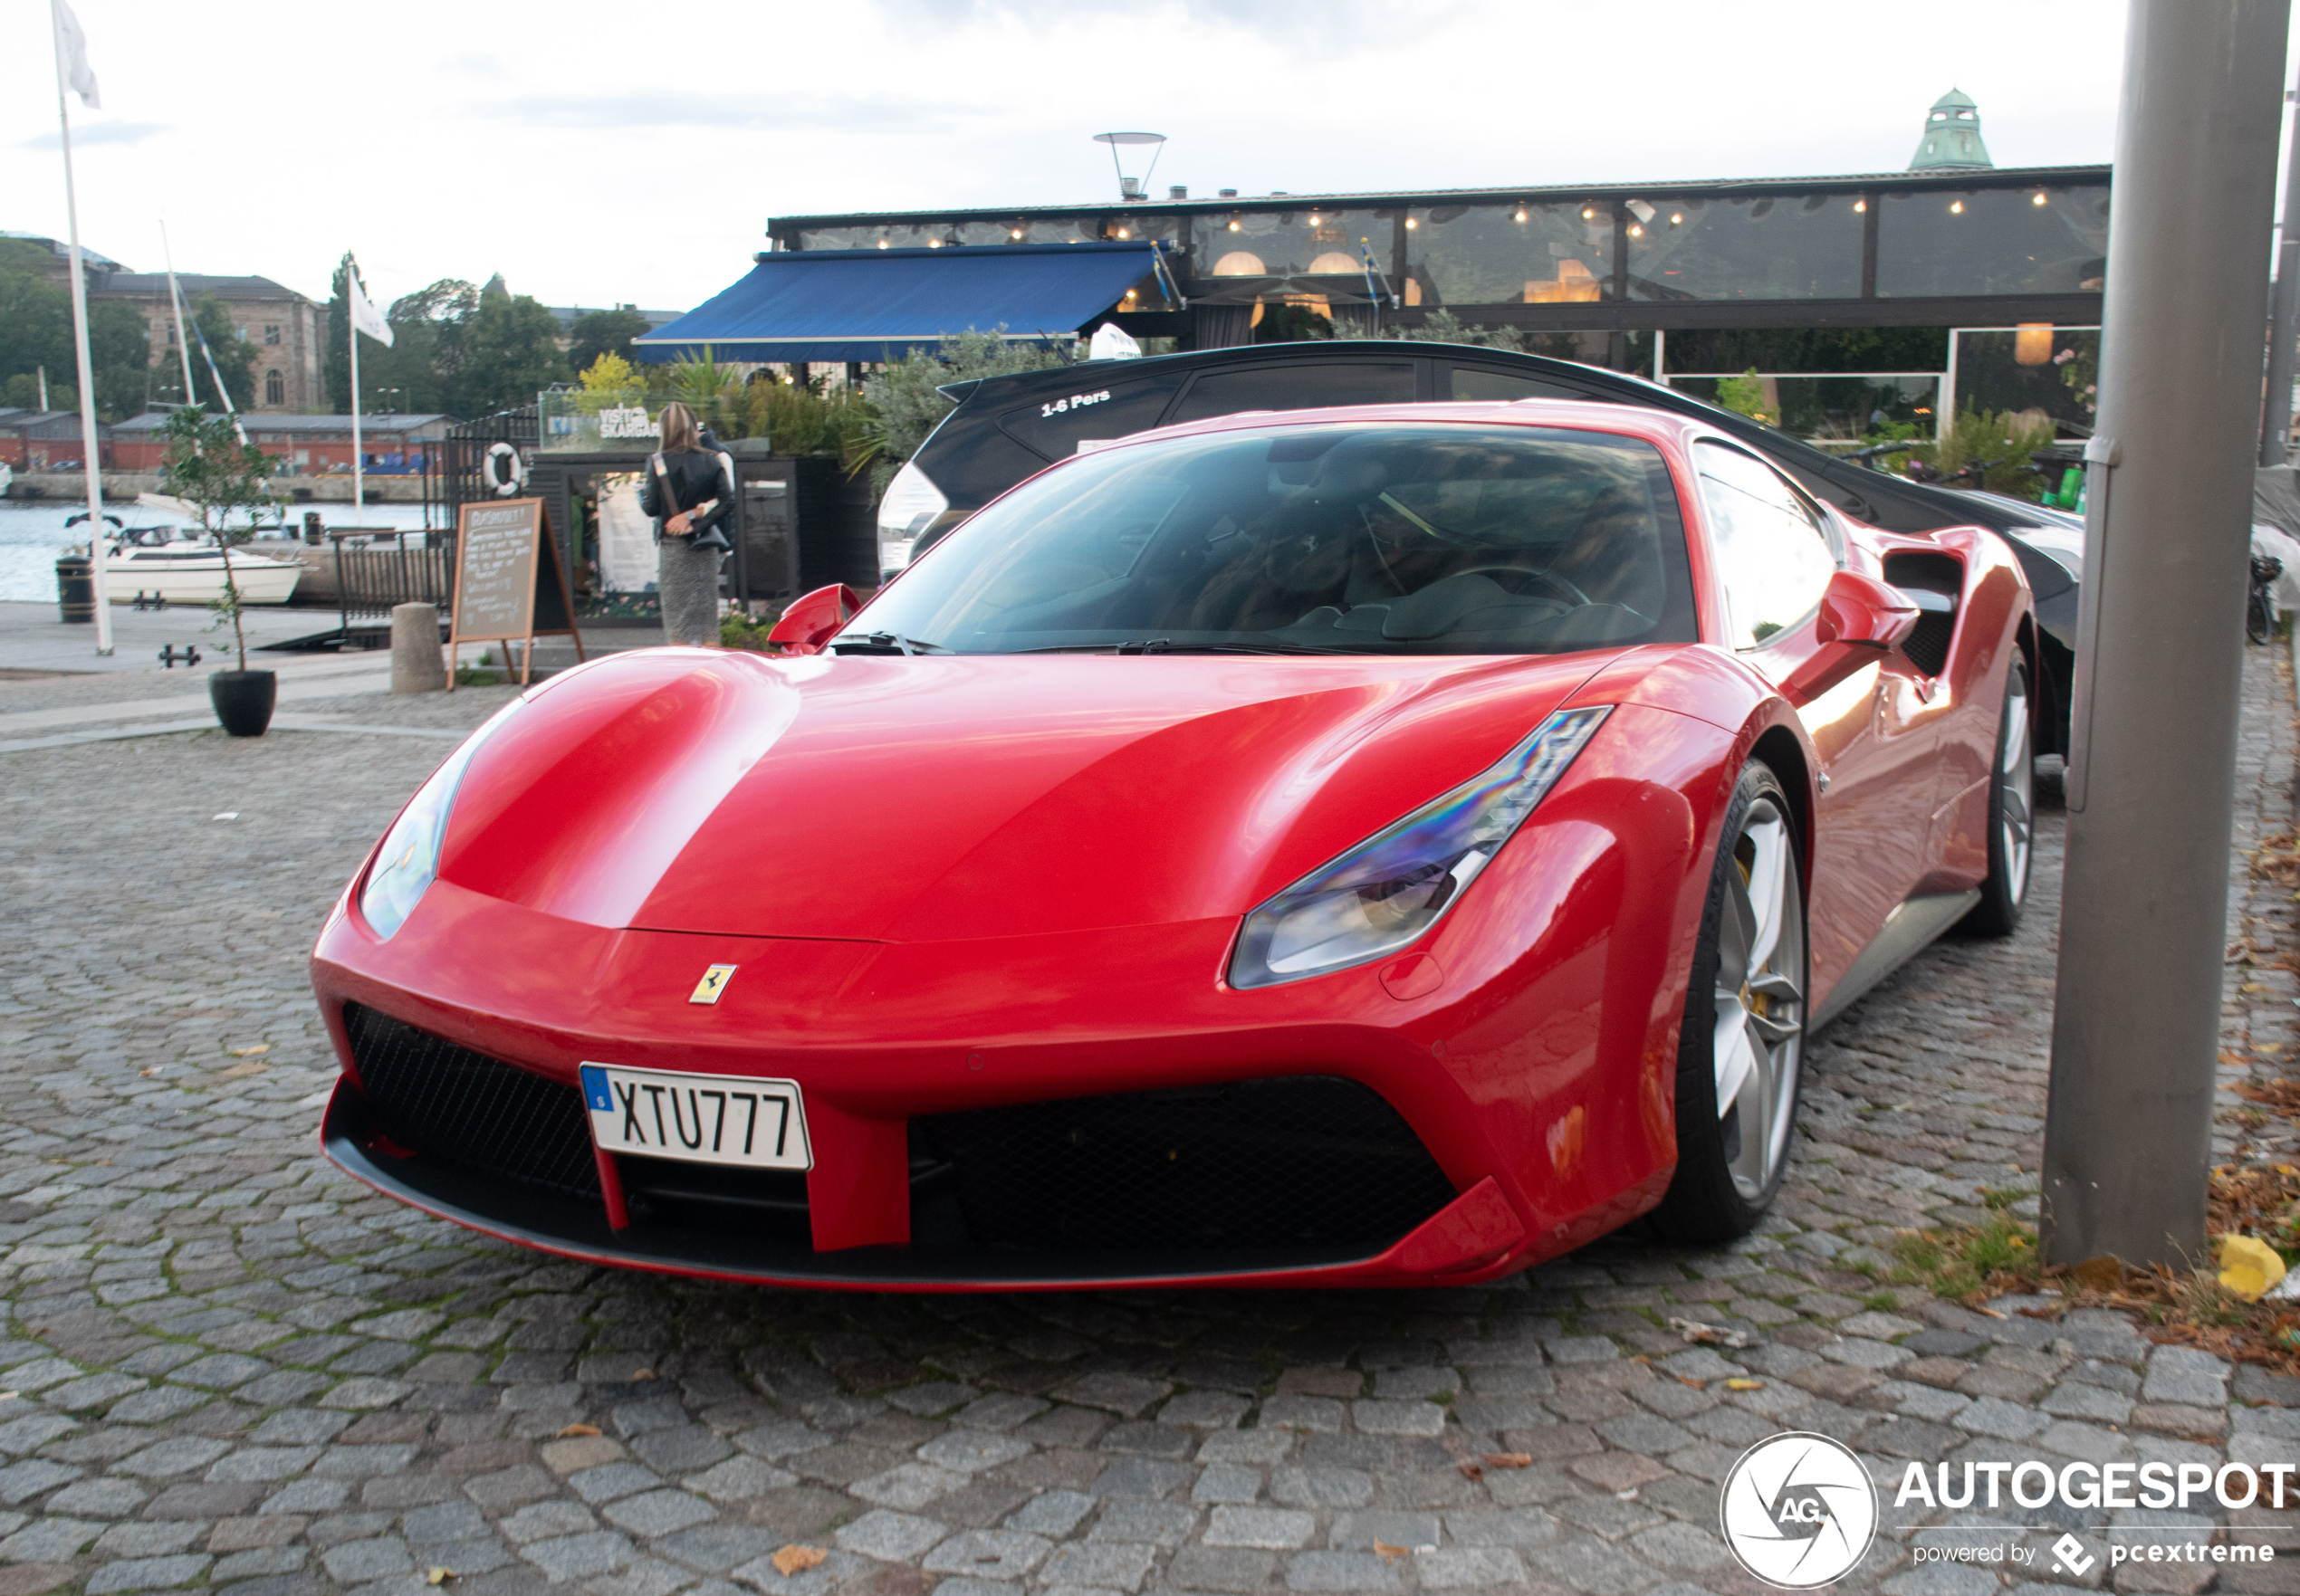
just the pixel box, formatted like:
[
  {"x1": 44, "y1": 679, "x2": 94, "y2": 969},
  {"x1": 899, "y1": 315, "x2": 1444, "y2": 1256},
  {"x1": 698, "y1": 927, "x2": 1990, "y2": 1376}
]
[
  {"x1": 0, "y1": 236, "x2": 150, "y2": 422},
  {"x1": 569, "y1": 309, "x2": 653, "y2": 374},
  {"x1": 323, "y1": 252, "x2": 359, "y2": 414},
  {"x1": 187, "y1": 294, "x2": 257, "y2": 412},
  {"x1": 455, "y1": 286, "x2": 568, "y2": 416},
  {"x1": 369, "y1": 280, "x2": 477, "y2": 415},
  {"x1": 160, "y1": 406, "x2": 283, "y2": 671}
]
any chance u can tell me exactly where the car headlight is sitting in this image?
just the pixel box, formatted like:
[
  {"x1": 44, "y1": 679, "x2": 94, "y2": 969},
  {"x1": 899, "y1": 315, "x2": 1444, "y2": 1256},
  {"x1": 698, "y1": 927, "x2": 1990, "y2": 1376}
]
[
  {"x1": 877, "y1": 462, "x2": 949, "y2": 576},
  {"x1": 359, "y1": 699, "x2": 523, "y2": 940},
  {"x1": 1229, "y1": 705, "x2": 1613, "y2": 989}
]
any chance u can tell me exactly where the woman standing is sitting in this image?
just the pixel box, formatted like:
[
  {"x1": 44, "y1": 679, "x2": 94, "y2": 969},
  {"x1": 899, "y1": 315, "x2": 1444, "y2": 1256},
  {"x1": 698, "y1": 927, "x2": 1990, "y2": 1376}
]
[{"x1": 638, "y1": 401, "x2": 735, "y2": 646}]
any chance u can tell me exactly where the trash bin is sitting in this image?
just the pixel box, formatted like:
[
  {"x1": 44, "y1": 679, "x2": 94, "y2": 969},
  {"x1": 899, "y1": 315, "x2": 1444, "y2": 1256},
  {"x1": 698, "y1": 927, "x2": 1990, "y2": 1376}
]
[{"x1": 55, "y1": 554, "x2": 92, "y2": 624}]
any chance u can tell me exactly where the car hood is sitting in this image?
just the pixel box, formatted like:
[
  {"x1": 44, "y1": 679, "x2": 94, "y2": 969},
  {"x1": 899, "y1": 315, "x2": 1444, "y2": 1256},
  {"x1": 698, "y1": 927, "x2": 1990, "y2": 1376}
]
[{"x1": 436, "y1": 647, "x2": 1624, "y2": 942}]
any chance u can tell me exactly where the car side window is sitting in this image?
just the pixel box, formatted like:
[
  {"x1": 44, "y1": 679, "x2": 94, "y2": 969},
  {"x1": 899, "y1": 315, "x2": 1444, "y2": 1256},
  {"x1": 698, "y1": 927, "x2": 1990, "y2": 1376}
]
[
  {"x1": 1164, "y1": 361, "x2": 1417, "y2": 425},
  {"x1": 1695, "y1": 441, "x2": 1837, "y2": 648},
  {"x1": 1446, "y1": 367, "x2": 1594, "y2": 403}
]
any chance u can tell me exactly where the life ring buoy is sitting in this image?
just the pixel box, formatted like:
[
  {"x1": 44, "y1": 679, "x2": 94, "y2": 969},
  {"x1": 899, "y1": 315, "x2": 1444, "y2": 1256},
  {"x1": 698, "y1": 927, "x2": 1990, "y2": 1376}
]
[{"x1": 483, "y1": 442, "x2": 527, "y2": 497}]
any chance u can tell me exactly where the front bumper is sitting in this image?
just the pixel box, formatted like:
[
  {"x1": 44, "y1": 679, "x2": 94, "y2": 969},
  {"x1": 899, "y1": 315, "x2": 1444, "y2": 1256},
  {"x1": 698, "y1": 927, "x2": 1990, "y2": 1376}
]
[{"x1": 321, "y1": 1067, "x2": 1541, "y2": 1290}]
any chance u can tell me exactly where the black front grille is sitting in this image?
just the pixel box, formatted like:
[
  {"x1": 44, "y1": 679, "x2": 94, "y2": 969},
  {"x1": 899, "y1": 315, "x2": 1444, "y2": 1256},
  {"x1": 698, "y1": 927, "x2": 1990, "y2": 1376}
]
[
  {"x1": 912, "y1": 1075, "x2": 1456, "y2": 1254},
  {"x1": 342, "y1": 1004, "x2": 601, "y2": 1202}
]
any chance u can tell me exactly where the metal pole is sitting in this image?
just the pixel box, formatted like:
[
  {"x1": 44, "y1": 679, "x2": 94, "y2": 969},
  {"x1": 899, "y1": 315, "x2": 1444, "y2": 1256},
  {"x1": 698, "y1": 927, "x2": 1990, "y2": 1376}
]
[
  {"x1": 2041, "y1": 0, "x2": 2289, "y2": 1269},
  {"x1": 161, "y1": 221, "x2": 197, "y2": 408},
  {"x1": 1939, "y1": 329, "x2": 1960, "y2": 446},
  {"x1": 50, "y1": 0, "x2": 110, "y2": 656},
  {"x1": 2263, "y1": 78, "x2": 2300, "y2": 465},
  {"x1": 350, "y1": 299, "x2": 364, "y2": 529}
]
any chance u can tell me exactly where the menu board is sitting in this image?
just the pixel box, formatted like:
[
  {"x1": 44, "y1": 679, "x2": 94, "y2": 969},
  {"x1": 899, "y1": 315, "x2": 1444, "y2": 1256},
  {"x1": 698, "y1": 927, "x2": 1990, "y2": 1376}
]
[{"x1": 448, "y1": 498, "x2": 582, "y2": 687}]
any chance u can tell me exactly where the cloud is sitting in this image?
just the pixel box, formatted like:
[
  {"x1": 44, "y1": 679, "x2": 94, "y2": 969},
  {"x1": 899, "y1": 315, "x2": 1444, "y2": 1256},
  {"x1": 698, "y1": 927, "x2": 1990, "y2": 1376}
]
[
  {"x1": 484, "y1": 91, "x2": 951, "y2": 135},
  {"x1": 22, "y1": 120, "x2": 168, "y2": 151}
]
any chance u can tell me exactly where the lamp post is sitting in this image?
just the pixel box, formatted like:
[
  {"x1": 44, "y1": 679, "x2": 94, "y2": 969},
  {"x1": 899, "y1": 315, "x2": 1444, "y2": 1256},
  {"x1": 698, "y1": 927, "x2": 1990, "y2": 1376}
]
[{"x1": 2040, "y1": 0, "x2": 2289, "y2": 1268}]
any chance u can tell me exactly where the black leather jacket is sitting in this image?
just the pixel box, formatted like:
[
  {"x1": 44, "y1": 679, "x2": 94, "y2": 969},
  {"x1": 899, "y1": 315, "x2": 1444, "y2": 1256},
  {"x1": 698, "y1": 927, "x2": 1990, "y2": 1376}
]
[{"x1": 637, "y1": 449, "x2": 735, "y2": 540}]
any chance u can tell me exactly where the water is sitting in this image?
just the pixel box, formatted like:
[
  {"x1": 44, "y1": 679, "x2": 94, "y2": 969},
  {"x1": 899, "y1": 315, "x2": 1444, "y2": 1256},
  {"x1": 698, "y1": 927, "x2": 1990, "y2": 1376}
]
[{"x1": 0, "y1": 502, "x2": 443, "y2": 603}]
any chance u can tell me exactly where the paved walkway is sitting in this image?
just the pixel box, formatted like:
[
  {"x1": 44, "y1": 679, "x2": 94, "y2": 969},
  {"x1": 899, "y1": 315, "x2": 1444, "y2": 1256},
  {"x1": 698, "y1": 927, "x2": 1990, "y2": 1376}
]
[{"x1": 0, "y1": 644, "x2": 2292, "y2": 1596}]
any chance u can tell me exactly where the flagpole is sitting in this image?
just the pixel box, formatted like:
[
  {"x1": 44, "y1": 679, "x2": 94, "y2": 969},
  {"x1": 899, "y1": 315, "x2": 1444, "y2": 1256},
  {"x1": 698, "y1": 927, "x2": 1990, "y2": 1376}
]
[
  {"x1": 349, "y1": 282, "x2": 364, "y2": 525},
  {"x1": 161, "y1": 220, "x2": 196, "y2": 406},
  {"x1": 50, "y1": 0, "x2": 110, "y2": 656}
]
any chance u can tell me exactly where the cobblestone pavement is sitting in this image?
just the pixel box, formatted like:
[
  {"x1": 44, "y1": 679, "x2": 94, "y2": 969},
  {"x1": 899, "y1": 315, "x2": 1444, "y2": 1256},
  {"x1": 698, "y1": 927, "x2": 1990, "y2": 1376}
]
[{"x1": 0, "y1": 646, "x2": 2295, "y2": 1596}]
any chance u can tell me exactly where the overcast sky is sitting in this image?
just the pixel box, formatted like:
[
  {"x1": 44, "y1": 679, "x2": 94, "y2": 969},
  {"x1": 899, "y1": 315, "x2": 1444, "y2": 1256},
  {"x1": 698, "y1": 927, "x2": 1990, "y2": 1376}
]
[{"x1": 0, "y1": 0, "x2": 2276, "y2": 317}]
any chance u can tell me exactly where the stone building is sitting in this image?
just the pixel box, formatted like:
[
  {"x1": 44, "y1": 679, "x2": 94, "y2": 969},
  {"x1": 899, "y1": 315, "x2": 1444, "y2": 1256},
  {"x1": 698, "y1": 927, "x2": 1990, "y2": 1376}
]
[
  {"x1": 3, "y1": 234, "x2": 328, "y2": 415},
  {"x1": 92, "y1": 272, "x2": 325, "y2": 413}
]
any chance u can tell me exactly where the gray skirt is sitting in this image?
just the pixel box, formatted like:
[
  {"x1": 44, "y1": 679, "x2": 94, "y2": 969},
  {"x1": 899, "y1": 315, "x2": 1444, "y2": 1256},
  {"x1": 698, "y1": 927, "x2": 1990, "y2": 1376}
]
[{"x1": 657, "y1": 535, "x2": 723, "y2": 646}]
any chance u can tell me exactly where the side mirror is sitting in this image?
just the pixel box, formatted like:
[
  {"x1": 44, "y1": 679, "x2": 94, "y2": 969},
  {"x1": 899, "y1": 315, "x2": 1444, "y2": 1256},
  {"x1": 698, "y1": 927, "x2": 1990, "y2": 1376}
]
[
  {"x1": 1814, "y1": 569, "x2": 1921, "y2": 651},
  {"x1": 766, "y1": 584, "x2": 861, "y2": 655}
]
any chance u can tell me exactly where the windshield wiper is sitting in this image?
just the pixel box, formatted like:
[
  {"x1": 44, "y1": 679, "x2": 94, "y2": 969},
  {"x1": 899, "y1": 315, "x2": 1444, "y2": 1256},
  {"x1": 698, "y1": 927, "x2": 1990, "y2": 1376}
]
[{"x1": 829, "y1": 630, "x2": 952, "y2": 655}]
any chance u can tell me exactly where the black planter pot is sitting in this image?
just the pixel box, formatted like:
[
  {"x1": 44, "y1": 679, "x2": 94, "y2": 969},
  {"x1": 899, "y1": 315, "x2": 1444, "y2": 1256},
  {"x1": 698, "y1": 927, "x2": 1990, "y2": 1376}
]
[{"x1": 210, "y1": 670, "x2": 277, "y2": 738}]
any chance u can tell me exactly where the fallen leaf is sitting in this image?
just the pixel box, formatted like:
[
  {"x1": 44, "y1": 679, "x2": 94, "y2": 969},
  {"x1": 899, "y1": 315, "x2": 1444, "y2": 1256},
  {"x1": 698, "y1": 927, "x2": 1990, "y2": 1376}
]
[
  {"x1": 229, "y1": 1044, "x2": 272, "y2": 1057},
  {"x1": 218, "y1": 1062, "x2": 268, "y2": 1079},
  {"x1": 426, "y1": 1570, "x2": 454, "y2": 1586},
  {"x1": 1666, "y1": 1315, "x2": 1752, "y2": 1349},
  {"x1": 1456, "y1": 1460, "x2": 1484, "y2": 1480},
  {"x1": 1677, "y1": 1375, "x2": 1707, "y2": 1389},
  {"x1": 771, "y1": 1545, "x2": 828, "y2": 1576},
  {"x1": 557, "y1": 1423, "x2": 600, "y2": 1438},
  {"x1": 1481, "y1": 1453, "x2": 1531, "y2": 1468},
  {"x1": 1724, "y1": 1378, "x2": 1764, "y2": 1391},
  {"x1": 1374, "y1": 1541, "x2": 1410, "y2": 1564},
  {"x1": 631, "y1": 1369, "x2": 656, "y2": 1381},
  {"x1": 1615, "y1": 1487, "x2": 1640, "y2": 1501},
  {"x1": 2220, "y1": 1234, "x2": 2288, "y2": 1302},
  {"x1": 139, "y1": 1068, "x2": 161, "y2": 1077},
  {"x1": 0, "y1": 1391, "x2": 18, "y2": 1401}
]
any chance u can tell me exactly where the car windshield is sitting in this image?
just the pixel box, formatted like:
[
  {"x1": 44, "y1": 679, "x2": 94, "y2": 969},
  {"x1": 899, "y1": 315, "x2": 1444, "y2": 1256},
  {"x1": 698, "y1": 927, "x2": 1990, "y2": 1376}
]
[{"x1": 849, "y1": 423, "x2": 1698, "y2": 655}]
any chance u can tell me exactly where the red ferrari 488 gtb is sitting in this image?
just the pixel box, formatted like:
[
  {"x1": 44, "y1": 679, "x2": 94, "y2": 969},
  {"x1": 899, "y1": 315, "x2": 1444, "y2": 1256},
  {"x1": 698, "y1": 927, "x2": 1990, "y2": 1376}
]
[{"x1": 312, "y1": 400, "x2": 2035, "y2": 1291}]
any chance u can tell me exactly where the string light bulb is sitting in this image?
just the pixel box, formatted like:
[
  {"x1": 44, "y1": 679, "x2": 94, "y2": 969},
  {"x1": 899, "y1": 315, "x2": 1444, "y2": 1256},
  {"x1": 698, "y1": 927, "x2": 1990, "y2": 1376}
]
[
  {"x1": 1854, "y1": 199, "x2": 1866, "y2": 213},
  {"x1": 1950, "y1": 200, "x2": 1964, "y2": 214},
  {"x1": 2032, "y1": 192, "x2": 2048, "y2": 206},
  {"x1": 1405, "y1": 216, "x2": 1418, "y2": 229},
  {"x1": 1515, "y1": 206, "x2": 1528, "y2": 223}
]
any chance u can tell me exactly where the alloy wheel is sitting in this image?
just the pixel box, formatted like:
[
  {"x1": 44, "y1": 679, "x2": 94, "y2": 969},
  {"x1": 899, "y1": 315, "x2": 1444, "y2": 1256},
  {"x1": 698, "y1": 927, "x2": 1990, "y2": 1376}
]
[
  {"x1": 1712, "y1": 798, "x2": 1805, "y2": 1199},
  {"x1": 1999, "y1": 674, "x2": 2034, "y2": 906}
]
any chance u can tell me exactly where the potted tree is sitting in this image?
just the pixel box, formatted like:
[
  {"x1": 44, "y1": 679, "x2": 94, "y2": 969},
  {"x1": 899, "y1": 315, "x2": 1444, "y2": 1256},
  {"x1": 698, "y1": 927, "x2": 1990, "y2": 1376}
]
[{"x1": 161, "y1": 407, "x2": 285, "y2": 736}]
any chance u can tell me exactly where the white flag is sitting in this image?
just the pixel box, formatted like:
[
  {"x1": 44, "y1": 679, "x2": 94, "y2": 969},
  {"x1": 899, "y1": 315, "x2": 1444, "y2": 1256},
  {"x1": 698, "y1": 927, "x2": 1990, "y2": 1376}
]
[
  {"x1": 52, "y1": 0, "x2": 99, "y2": 110},
  {"x1": 347, "y1": 272, "x2": 394, "y2": 348}
]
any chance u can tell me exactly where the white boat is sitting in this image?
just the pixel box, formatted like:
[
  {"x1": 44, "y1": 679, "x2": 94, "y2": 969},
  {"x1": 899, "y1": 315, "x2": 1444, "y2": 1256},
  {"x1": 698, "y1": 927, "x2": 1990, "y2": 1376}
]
[{"x1": 99, "y1": 538, "x2": 302, "y2": 605}]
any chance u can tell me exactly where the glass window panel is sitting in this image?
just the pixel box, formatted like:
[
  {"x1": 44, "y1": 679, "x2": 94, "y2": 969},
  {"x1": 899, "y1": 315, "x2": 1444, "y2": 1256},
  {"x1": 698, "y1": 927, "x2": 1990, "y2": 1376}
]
[
  {"x1": 1166, "y1": 361, "x2": 1416, "y2": 425},
  {"x1": 798, "y1": 218, "x2": 1177, "y2": 250},
  {"x1": 1877, "y1": 186, "x2": 2110, "y2": 297},
  {"x1": 1194, "y1": 209, "x2": 1387, "y2": 279},
  {"x1": 1695, "y1": 442, "x2": 1835, "y2": 648},
  {"x1": 1625, "y1": 194, "x2": 1863, "y2": 300},
  {"x1": 1411, "y1": 202, "x2": 1614, "y2": 307}
]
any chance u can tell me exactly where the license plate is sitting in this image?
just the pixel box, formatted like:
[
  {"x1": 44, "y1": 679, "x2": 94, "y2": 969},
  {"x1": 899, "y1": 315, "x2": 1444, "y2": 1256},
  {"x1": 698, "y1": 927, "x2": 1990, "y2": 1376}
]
[{"x1": 579, "y1": 1064, "x2": 811, "y2": 1171}]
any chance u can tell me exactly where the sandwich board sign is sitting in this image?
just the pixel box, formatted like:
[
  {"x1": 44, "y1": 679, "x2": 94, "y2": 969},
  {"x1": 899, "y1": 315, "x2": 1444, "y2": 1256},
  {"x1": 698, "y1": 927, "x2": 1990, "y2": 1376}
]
[{"x1": 447, "y1": 497, "x2": 584, "y2": 688}]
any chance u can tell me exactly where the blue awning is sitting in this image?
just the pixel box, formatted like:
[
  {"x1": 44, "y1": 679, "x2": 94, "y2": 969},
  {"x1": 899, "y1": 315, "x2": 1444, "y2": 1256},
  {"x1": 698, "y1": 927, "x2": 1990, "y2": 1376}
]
[{"x1": 634, "y1": 243, "x2": 1159, "y2": 364}]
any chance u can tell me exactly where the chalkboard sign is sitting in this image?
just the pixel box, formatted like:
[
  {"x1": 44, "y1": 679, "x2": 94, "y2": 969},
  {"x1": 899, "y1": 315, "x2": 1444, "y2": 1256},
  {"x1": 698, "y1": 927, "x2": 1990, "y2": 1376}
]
[{"x1": 448, "y1": 498, "x2": 584, "y2": 688}]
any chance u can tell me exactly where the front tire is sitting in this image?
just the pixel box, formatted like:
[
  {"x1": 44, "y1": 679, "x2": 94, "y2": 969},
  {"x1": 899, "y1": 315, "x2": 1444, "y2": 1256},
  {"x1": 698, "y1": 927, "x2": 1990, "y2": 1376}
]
[
  {"x1": 1646, "y1": 761, "x2": 1807, "y2": 1244},
  {"x1": 1959, "y1": 653, "x2": 2033, "y2": 938}
]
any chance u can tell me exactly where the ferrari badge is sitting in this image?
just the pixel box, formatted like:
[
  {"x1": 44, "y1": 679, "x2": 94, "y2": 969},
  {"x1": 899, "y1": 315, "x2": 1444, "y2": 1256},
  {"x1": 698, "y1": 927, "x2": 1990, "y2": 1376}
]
[{"x1": 690, "y1": 964, "x2": 737, "y2": 1005}]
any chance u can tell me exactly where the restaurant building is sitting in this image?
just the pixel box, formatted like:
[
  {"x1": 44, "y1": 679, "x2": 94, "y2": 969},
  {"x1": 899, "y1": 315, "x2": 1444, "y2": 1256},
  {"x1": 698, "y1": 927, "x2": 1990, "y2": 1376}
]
[{"x1": 643, "y1": 94, "x2": 2106, "y2": 437}]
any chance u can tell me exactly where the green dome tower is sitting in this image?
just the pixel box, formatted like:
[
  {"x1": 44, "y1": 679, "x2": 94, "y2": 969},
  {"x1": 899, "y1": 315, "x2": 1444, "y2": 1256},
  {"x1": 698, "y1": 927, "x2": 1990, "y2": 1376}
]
[{"x1": 1910, "y1": 88, "x2": 1995, "y2": 170}]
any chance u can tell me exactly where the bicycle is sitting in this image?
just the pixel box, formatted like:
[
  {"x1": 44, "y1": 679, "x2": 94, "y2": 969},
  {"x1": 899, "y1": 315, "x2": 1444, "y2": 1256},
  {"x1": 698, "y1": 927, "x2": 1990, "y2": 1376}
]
[{"x1": 2249, "y1": 554, "x2": 2283, "y2": 645}]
